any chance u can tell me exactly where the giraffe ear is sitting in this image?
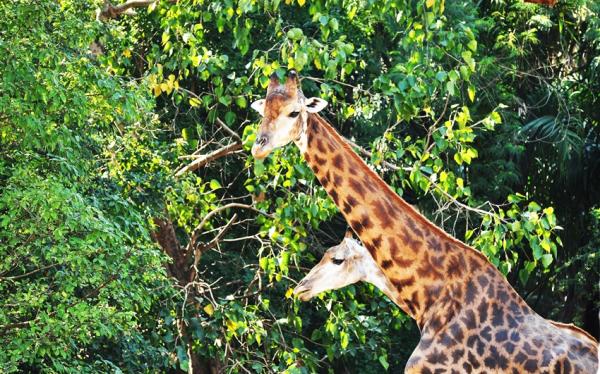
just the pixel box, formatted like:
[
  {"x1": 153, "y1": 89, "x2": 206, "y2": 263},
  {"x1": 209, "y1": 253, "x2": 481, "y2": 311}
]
[
  {"x1": 251, "y1": 99, "x2": 266, "y2": 116},
  {"x1": 305, "y1": 97, "x2": 328, "y2": 113}
]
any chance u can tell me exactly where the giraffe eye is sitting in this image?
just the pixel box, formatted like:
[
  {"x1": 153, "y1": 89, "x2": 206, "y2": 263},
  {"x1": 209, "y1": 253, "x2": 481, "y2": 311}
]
[
  {"x1": 288, "y1": 111, "x2": 300, "y2": 118},
  {"x1": 332, "y1": 258, "x2": 345, "y2": 265}
]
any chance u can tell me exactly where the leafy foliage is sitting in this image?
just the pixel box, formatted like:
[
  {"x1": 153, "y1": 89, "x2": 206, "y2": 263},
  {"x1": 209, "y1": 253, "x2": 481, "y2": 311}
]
[{"x1": 1, "y1": 0, "x2": 598, "y2": 372}]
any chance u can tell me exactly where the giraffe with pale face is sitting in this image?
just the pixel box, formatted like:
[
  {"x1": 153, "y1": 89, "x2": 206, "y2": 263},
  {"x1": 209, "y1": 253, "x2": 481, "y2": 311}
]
[
  {"x1": 250, "y1": 71, "x2": 598, "y2": 373},
  {"x1": 295, "y1": 235, "x2": 598, "y2": 373}
]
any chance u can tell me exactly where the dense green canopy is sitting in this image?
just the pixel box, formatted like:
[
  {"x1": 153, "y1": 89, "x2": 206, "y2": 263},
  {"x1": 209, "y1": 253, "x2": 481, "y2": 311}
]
[{"x1": 1, "y1": 0, "x2": 598, "y2": 372}]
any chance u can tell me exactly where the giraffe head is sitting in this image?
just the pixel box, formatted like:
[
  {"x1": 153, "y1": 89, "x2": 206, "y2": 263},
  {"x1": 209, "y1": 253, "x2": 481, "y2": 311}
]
[
  {"x1": 250, "y1": 70, "x2": 328, "y2": 159},
  {"x1": 293, "y1": 232, "x2": 389, "y2": 301}
]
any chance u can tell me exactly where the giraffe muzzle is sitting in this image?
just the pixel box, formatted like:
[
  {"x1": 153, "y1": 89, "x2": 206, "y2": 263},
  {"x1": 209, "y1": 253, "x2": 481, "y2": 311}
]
[
  {"x1": 251, "y1": 135, "x2": 273, "y2": 160},
  {"x1": 293, "y1": 279, "x2": 313, "y2": 301}
]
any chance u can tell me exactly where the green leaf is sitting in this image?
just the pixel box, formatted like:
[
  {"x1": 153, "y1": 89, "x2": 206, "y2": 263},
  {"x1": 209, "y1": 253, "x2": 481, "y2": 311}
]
[
  {"x1": 378, "y1": 354, "x2": 389, "y2": 370},
  {"x1": 340, "y1": 331, "x2": 349, "y2": 349},
  {"x1": 446, "y1": 81, "x2": 455, "y2": 96},
  {"x1": 519, "y1": 268, "x2": 530, "y2": 285},
  {"x1": 224, "y1": 111, "x2": 236, "y2": 126},
  {"x1": 189, "y1": 97, "x2": 201, "y2": 107},
  {"x1": 541, "y1": 254, "x2": 553, "y2": 268},
  {"x1": 254, "y1": 160, "x2": 265, "y2": 176},
  {"x1": 468, "y1": 85, "x2": 475, "y2": 102},
  {"x1": 453, "y1": 152, "x2": 462, "y2": 165},
  {"x1": 209, "y1": 179, "x2": 221, "y2": 190},
  {"x1": 532, "y1": 243, "x2": 543, "y2": 260},
  {"x1": 490, "y1": 111, "x2": 502, "y2": 124},
  {"x1": 235, "y1": 96, "x2": 247, "y2": 108},
  {"x1": 286, "y1": 28, "x2": 304, "y2": 40},
  {"x1": 467, "y1": 40, "x2": 477, "y2": 52},
  {"x1": 435, "y1": 71, "x2": 447, "y2": 82}
]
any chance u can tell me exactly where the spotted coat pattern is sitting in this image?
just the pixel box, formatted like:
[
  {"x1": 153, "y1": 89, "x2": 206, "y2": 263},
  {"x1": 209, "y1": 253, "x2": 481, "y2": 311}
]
[{"x1": 301, "y1": 114, "x2": 598, "y2": 373}]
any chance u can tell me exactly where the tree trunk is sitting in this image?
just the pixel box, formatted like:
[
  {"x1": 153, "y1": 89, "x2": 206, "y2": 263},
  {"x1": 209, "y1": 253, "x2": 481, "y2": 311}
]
[{"x1": 152, "y1": 216, "x2": 220, "y2": 373}]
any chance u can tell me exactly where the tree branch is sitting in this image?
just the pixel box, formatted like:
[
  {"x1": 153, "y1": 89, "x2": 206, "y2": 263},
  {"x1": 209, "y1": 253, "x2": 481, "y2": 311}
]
[
  {"x1": 186, "y1": 203, "x2": 271, "y2": 255},
  {"x1": 189, "y1": 214, "x2": 238, "y2": 281},
  {"x1": 196, "y1": 214, "x2": 238, "y2": 255},
  {"x1": 342, "y1": 136, "x2": 411, "y2": 172},
  {"x1": 174, "y1": 142, "x2": 243, "y2": 177},
  {"x1": 216, "y1": 117, "x2": 242, "y2": 143},
  {"x1": 0, "y1": 264, "x2": 58, "y2": 281},
  {"x1": 96, "y1": 0, "x2": 158, "y2": 21},
  {"x1": 342, "y1": 136, "x2": 504, "y2": 222}
]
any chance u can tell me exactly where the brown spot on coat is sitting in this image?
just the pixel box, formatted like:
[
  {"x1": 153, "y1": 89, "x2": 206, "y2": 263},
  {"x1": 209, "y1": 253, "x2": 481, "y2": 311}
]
[
  {"x1": 446, "y1": 255, "x2": 464, "y2": 278},
  {"x1": 350, "y1": 219, "x2": 364, "y2": 234},
  {"x1": 392, "y1": 276, "x2": 415, "y2": 290},
  {"x1": 400, "y1": 227, "x2": 423, "y2": 252},
  {"x1": 329, "y1": 189, "x2": 339, "y2": 204},
  {"x1": 349, "y1": 179, "x2": 366, "y2": 198},
  {"x1": 406, "y1": 217, "x2": 424, "y2": 237},
  {"x1": 313, "y1": 154, "x2": 327, "y2": 166},
  {"x1": 316, "y1": 138, "x2": 326, "y2": 153},
  {"x1": 332, "y1": 154, "x2": 344, "y2": 170},
  {"x1": 332, "y1": 173, "x2": 344, "y2": 187},
  {"x1": 346, "y1": 195, "x2": 358, "y2": 208},
  {"x1": 359, "y1": 214, "x2": 373, "y2": 231},
  {"x1": 365, "y1": 242, "x2": 378, "y2": 261},
  {"x1": 393, "y1": 255, "x2": 414, "y2": 268},
  {"x1": 373, "y1": 199, "x2": 394, "y2": 229},
  {"x1": 427, "y1": 237, "x2": 443, "y2": 252}
]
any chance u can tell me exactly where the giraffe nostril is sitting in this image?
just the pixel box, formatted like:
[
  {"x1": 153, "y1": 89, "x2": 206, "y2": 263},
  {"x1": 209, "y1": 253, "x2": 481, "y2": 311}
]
[{"x1": 256, "y1": 136, "x2": 268, "y2": 147}]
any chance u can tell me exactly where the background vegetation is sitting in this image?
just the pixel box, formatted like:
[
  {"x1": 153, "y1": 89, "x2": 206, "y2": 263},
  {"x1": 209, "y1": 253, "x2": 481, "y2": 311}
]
[{"x1": 1, "y1": 0, "x2": 598, "y2": 372}]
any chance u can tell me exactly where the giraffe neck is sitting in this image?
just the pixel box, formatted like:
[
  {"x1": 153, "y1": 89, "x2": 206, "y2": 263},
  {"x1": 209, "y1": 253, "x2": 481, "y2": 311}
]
[{"x1": 299, "y1": 114, "x2": 535, "y2": 329}]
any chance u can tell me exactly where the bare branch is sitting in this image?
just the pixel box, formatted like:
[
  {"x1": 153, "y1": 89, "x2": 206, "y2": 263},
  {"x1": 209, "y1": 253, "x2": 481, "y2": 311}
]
[
  {"x1": 189, "y1": 214, "x2": 238, "y2": 281},
  {"x1": 96, "y1": 0, "x2": 157, "y2": 21},
  {"x1": 196, "y1": 214, "x2": 238, "y2": 255},
  {"x1": 0, "y1": 264, "x2": 58, "y2": 282},
  {"x1": 175, "y1": 117, "x2": 243, "y2": 176},
  {"x1": 216, "y1": 117, "x2": 242, "y2": 143},
  {"x1": 174, "y1": 142, "x2": 243, "y2": 177},
  {"x1": 186, "y1": 203, "x2": 271, "y2": 255}
]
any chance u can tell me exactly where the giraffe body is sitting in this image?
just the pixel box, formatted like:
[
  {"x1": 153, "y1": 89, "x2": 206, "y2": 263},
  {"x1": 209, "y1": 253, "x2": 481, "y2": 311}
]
[
  {"x1": 295, "y1": 237, "x2": 598, "y2": 373},
  {"x1": 251, "y1": 71, "x2": 599, "y2": 373}
]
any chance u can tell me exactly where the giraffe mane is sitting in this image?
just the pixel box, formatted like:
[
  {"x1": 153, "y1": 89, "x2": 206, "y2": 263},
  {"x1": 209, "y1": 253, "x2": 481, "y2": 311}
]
[
  {"x1": 309, "y1": 113, "x2": 490, "y2": 264},
  {"x1": 549, "y1": 320, "x2": 598, "y2": 346}
]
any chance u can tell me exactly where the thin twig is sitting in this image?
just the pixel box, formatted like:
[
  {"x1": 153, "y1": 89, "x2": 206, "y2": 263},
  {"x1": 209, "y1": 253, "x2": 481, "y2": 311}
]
[
  {"x1": 216, "y1": 117, "x2": 242, "y2": 143},
  {"x1": 0, "y1": 264, "x2": 58, "y2": 281}
]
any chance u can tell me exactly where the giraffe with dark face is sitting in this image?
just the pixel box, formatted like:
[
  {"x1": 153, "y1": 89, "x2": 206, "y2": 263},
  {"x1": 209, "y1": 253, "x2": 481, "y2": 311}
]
[{"x1": 250, "y1": 71, "x2": 598, "y2": 373}]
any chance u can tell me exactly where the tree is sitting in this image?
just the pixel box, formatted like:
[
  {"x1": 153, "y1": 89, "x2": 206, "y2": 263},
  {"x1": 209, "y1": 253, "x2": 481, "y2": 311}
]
[
  {"x1": 0, "y1": 1, "x2": 176, "y2": 372},
  {"x1": 1, "y1": 0, "x2": 597, "y2": 372}
]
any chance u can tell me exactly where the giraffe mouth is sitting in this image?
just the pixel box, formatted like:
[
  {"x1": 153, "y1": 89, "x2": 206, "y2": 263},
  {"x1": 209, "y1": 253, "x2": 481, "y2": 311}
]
[
  {"x1": 251, "y1": 143, "x2": 273, "y2": 160},
  {"x1": 293, "y1": 286, "x2": 313, "y2": 301}
]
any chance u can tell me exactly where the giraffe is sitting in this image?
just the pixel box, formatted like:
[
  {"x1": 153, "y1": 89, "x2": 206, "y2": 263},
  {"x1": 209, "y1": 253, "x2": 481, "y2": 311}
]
[
  {"x1": 294, "y1": 235, "x2": 599, "y2": 373},
  {"x1": 294, "y1": 231, "x2": 410, "y2": 314},
  {"x1": 250, "y1": 70, "x2": 599, "y2": 373}
]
